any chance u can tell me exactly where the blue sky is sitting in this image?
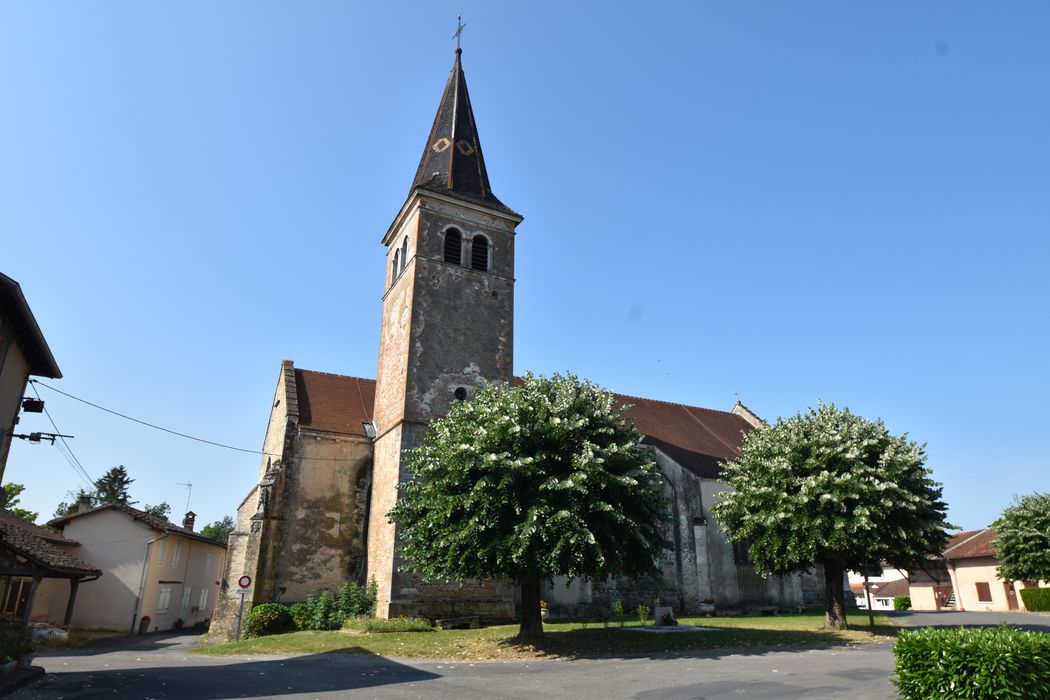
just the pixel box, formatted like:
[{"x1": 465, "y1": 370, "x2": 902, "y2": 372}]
[{"x1": 3, "y1": 2, "x2": 1047, "y2": 532}]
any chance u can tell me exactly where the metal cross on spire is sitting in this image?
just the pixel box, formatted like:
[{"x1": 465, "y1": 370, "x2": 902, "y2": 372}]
[{"x1": 453, "y1": 14, "x2": 466, "y2": 51}]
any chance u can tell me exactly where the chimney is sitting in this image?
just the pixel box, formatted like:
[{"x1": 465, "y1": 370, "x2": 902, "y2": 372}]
[
  {"x1": 77, "y1": 493, "x2": 94, "y2": 512},
  {"x1": 183, "y1": 511, "x2": 196, "y2": 531}
]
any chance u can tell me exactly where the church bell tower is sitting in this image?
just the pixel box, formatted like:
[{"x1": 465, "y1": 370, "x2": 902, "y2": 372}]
[{"x1": 367, "y1": 46, "x2": 522, "y2": 619}]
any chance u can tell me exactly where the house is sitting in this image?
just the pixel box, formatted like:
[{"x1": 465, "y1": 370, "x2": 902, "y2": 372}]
[
  {"x1": 908, "y1": 527, "x2": 1048, "y2": 612},
  {"x1": 855, "y1": 578, "x2": 910, "y2": 611},
  {"x1": 212, "y1": 46, "x2": 825, "y2": 638},
  {"x1": 0, "y1": 273, "x2": 102, "y2": 630},
  {"x1": 46, "y1": 502, "x2": 226, "y2": 632},
  {"x1": 0, "y1": 272, "x2": 62, "y2": 485}
]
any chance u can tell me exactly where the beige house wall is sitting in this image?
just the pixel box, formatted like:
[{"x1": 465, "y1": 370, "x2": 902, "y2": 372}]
[
  {"x1": 948, "y1": 557, "x2": 1024, "y2": 612},
  {"x1": 40, "y1": 510, "x2": 225, "y2": 631},
  {"x1": 0, "y1": 339, "x2": 29, "y2": 480}
]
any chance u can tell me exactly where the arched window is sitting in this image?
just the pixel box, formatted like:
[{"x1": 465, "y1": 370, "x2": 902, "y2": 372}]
[
  {"x1": 471, "y1": 235, "x2": 488, "y2": 271},
  {"x1": 391, "y1": 249, "x2": 400, "y2": 285},
  {"x1": 400, "y1": 237, "x2": 408, "y2": 274},
  {"x1": 443, "y1": 228, "x2": 462, "y2": 265}
]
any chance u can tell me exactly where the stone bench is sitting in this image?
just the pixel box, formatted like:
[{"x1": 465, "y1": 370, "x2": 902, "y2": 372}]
[{"x1": 434, "y1": 615, "x2": 480, "y2": 630}]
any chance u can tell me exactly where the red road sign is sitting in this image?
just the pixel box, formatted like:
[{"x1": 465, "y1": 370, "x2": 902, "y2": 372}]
[{"x1": 238, "y1": 575, "x2": 252, "y2": 589}]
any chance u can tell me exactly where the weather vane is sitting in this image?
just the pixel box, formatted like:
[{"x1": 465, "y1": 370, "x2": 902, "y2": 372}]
[{"x1": 453, "y1": 14, "x2": 466, "y2": 51}]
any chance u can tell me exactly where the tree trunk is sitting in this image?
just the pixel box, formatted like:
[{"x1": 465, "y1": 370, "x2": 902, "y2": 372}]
[
  {"x1": 518, "y1": 576, "x2": 544, "y2": 640},
  {"x1": 823, "y1": 563, "x2": 848, "y2": 630}
]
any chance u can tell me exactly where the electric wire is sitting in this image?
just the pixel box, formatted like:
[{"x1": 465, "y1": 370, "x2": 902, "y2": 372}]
[
  {"x1": 29, "y1": 381, "x2": 96, "y2": 488},
  {"x1": 29, "y1": 379, "x2": 366, "y2": 461}
]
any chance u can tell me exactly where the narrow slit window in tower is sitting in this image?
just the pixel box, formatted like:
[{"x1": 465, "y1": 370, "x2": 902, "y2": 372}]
[
  {"x1": 400, "y1": 237, "x2": 409, "y2": 274},
  {"x1": 391, "y1": 250, "x2": 400, "y2": 285},
  {"x1": 443, "y1": 228, "x2": 462, "y2": 265},
  {"x1": 471, "y1": 235, "x2": 488, "y2": 271}
]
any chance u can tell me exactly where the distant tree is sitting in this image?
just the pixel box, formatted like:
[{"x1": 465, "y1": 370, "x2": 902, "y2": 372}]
[
  {"x1": 142, "y1": 502, "x2": 172, "y2": 520},
  {"x1": 712, "y1": 402, "x2": 952, "y2": 630},
  {"x1": 995, "y1": 492, "x2": 1050, "y2": 583},
  {"x1": 200, "y1": 515, "x2": 235, "y2": 545},
  {"x1": 3, "y1": 483, "x2": 39, "y2": 523},
  {"x1": 389, "y1": 373, "x2": 670, "y2": 640},
  {"x1": 94, "y1": 465, "x2": 134, "y2": 504}
]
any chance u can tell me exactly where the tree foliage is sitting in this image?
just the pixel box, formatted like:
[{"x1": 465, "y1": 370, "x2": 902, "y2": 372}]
[
  {"x1": 201, "y1": 515, "x2": 235, "y2": 545},
  {"x1": 3, "y1": 483, "x2": 38, "y2": 523},
  {"x1": 389, "y1": 373, "x2": 669, "y2": 639},
  {"x1": 94, "y1": 465, "x2": 134, "y2": 504},
  {"x1": 53, "y1": 488, "x2": 95, "y2": 519},
  {"x1": 995, "y1": 492, "x2": 1050, "y2": 583},
  {"x1": 142, "y1": 502, "x2": 172, "y2": 520},
  {"x1": 712, "y1": 402, "x2": 951, "y2": 629}
]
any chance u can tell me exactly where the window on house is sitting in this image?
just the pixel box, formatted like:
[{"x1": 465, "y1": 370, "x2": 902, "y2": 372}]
[
  {"x1": 443, "y1": 228, "x2": 462, "y2": 264},
  {"x1": 204, "y1": 553, "x2": 212, "y2": 575},
  {"x1": 180, "y1": 587, "x2": 192, "y2": 614},
  {"x1": 155, "y1": 539, "x2": 167, "y2": 566},
  {"x1": 471, "y1": 235, "x2": 488, "y2": 271},
  {"x1": 975, "y1": 582, "x2": 992, "y2": 602},
  {"x1": 199, "y1": 587, "x2": 209, "y2": 610},
  {"x1": 171, "y1": 541, "x2": 182, "y2": 568},
  {"x1": 157, "y1": 586, "x2": 172, "y2": 613}
]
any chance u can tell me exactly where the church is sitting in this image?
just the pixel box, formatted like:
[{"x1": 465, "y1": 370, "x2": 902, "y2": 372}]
[{"x1": 211, "y1": 47, "x2": 821, "y2": 637}]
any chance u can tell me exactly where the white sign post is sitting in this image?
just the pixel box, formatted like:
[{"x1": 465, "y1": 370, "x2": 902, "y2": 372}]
[{"x1": 235, "y1": 575, "x2": 252, "y2": 640}]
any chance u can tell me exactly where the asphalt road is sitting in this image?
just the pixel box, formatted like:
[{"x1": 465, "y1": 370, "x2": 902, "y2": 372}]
[
  {"x1": 15, "y1": 632, "x2": 899, "y2": 700},
  {"x1": 14, "y1": 612, "x2": 1049, "y2": 700}
]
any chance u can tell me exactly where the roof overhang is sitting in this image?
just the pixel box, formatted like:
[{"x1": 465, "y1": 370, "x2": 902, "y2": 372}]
[{"x1": 0, "y1": 272, "x2": 62, "y2": 378}]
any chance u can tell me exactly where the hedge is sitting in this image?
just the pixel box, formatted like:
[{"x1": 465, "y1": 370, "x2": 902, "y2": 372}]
[
  {"x1": 894, "y1": 624, "x2": 1050, "y2": 699},
  {"x1": 1020, "y1": 587, "x2": 1050, "y2": 612},
  {"x1": 893, "y1": 595, "x2": 911, "y2": 611},
  {"x1": 244, "y1": 603, "x2": 295, "y2": 638}
]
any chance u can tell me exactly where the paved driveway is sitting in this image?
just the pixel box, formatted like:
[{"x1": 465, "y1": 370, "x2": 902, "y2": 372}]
[
  {"x1": 15, "y1": 631, "x2": 900, "y2": 700},
  {"x1": 887, "y1": 609, "x2": 1050, "y2": 632}
]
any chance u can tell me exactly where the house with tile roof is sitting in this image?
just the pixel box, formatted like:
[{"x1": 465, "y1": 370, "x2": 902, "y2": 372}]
[
  {"x1": 43, "y1": 503, "x2": 226, "y2": 632},
  {"x1": 907, "y1": 527, "x2": 1048, "y2": 612},
  {"x1": 211, "y1": 47, "x2": 824, "y2": 637}
]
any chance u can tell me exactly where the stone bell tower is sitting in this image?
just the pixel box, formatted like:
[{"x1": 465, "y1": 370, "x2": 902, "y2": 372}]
[{"x1": 366, "y1": 47, "x2": 522, "y2": 619}]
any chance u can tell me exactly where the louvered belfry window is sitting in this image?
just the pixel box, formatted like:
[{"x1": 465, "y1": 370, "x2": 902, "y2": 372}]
[
  {"x1": 471, "y1": 235, "x2": 488, "y2": 271},
  {"x1": 443, "y1": 228, "x2": 462, "y2": 264}
]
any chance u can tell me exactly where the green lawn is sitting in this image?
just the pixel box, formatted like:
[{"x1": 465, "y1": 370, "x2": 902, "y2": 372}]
[{"x1": 194, "y1": 613, "x2": 897, "y2": 660}]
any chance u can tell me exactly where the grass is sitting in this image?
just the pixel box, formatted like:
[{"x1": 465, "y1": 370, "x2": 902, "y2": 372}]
[{"x1": 194, "y1": 612, "x2": 898, "y2": 661}]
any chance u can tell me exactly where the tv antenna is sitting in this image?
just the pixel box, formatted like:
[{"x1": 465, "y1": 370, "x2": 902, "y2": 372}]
[{"x1": 176, "y1": 481, "x2": 192, "y2": 515}]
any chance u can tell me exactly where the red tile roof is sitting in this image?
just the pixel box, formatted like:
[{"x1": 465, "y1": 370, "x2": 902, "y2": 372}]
[
  {"x1": 0, "y1": 509, "x2": 99, "y2": 576},
  {"x1": 872, "y1": 578, "x2": 910, "y2": 598},
  {"x1": 944, "y1": 528, "x2": 998, "y2": 559},
  {"x1": 49, "y1": 503, "x2": 227, "y2": 548},
  {"x1": 295, "y1": 370, "x2": 376, "y2": 438},
  {"x1": 290, "y1": 369, "x2": 753, "y2": 478}
]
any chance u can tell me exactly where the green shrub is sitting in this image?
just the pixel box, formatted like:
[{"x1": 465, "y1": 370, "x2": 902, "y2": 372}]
[
  {"x1": 0, "y1": 629, "x2": 34, "y2": 657},
  {"x1": 335, "y1": 578, "x2": 378, "y2": 619},
  {"x1": 893, "y1": 595, "x2": 912, "y2": 611},
  {"x1": 1020, "y1": 587, "x2": 1050, "y2": 612},
  {"x1": 243, "y1": 603, "x2": 295, "y2": 638},
  {"x1": 288, "y1": 602, "x2": 311, "y2": 630},
  {"x1": 894, "y1": 624, "x2": 1050, "y2": 699},
  {"x1": 305, "y1": 591, "x2": 342, "y2": 631}
]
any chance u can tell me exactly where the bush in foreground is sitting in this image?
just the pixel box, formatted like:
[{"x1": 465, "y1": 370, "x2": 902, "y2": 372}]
[
  {"x1": 894, "y1": 624, "x2": 1050, "y2": 699},
  {"x1": 244, "y1": 603, "x2": 295, "y2": 638},
  {"x1": 289, "y1": 602, "x2": 311, "y2": 630},
  {"x1": 893, "y1": 595, "x2": 911, "y2": 611},
  {"x1": 1020, "y1": 587, "x2": 1050, "y2": 612}
]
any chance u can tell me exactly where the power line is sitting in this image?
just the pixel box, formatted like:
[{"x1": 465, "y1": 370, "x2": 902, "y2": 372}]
[
  {"x1": 29, "y1": 380, "x2": 365, "y2": 462},
  {"x1": 29, "y1": 382, "x2": 96, "y2": 488},
  {"x1": 31, "y1": 379, "x2": 264, "y2": 456}
]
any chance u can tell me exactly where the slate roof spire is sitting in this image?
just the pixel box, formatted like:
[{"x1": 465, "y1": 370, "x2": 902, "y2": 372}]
[{"x1": 411, "y1": 48, "x2": 512, "y2": 213}]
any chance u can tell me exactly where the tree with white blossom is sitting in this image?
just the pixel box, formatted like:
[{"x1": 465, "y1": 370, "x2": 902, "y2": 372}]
[
  {"x1": 712, "y1": 402, "x2": 951, "y2": 630},
  {"x1": 389, "y1": 373, "x2": 669, "y2": 640}
]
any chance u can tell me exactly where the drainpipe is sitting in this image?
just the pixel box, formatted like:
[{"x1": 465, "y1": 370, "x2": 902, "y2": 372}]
[{"x1": 131, "y1": 532, "x2": 169, "y2": 634}]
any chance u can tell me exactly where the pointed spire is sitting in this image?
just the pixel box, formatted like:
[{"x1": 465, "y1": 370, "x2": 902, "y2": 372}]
[{"x1": 411, "y1": 49, "x2": 512, "y2": 213}]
